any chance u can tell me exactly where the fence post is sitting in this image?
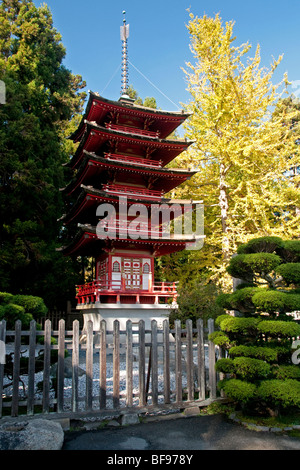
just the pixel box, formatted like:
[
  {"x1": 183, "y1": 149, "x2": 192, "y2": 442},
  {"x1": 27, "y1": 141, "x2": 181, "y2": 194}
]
[
  {"x1": 208, "y1": 318, "x2": 217, "y2": 399},
  {"x1": 27, "y1": 320, "x2": 36, "y2": 415},
  {"x1": 11, "y1": 320, "x2": 22, "y2": 417},
  {"x1": 0, "y1": 320, "x2": 7, "y2": 418},
  {"x1": 126, "y1": 320, "x2": 133, "y2": 407},
  {"x1": 151, "y1": 320, "x2": 158, "y2": 406},
  {"x1": 138, "y1": 320, "x2": 146, "y2": 407},
  {"x1": 113, "y1": 320, "x2": 120, "y2": 409},
  {"x1": 86, "y1": 320, "x2": 93, "y2": 411},
  {"x1": 99, "y1": 320, "x2": 107, "y2": 409},
  {"x1": 72, "y1": 320, "x2": 79, "y2": 412},
  {"x1": 196, "y1": 319, "x2": 205, "y2": 401},
  {"x1": 43, "y1": 319, "x2": 51, "y2": 413},
  {"x1": 57, "y1": 319, "x2": 65, "y2": 413},
  {"x1": 163, "y1": 319, "x2": 170, "y2": 404},
  {"x1": 175, "y1": 320, "x2": 182, "y2": 404},
  {"x1": 186, "y1": 319, "x2": 194, "y2": 402}
]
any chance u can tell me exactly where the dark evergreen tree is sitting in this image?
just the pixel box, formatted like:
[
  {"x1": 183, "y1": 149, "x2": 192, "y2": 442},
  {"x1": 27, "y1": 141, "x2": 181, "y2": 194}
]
[{"x1": 0, "y1": 0, "x2": 86, "y2": 308}]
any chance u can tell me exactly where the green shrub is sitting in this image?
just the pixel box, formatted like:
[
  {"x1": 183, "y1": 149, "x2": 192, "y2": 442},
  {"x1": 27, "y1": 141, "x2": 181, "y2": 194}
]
[
  {"x1": 0, "y1": 292, "x2": 14, "y2": 305},
  {"x1": 218, "y1": 379, "x2": 257, "y2": 404},
  {"x1": 229, "y1": 345, "x2": 278, "y2": 362},
  {"x1": 215, "y1": 358, "x2": 235, "y2": 374},
  {"x1": 214, "y1": 235, "x2": 300, "y2": 416},
  {"x1": 258, "y1": 379, "x2": 300, "y2": 408},
  {"x1": 232, "y1": 357, "x2": 271, "y2": 380},
  {"x1": 0, "y1": 303, "x2": 34, "y2": 329},
  {"x1": 220, "y1": 288, "x2": 260, "y2": 313},
  {"x1": 215, "y1": 314, "x2": 230, "y2": 327},
  {"x1": 12, "y1": 295, "x2": 47, "y2": 318},
  {"x1": 285, "y1": 292, "x2": 300, "y2": 311},
  {"x1": 227, "y1": 253, "x2": 282, "y2": 279},
  {"x1": 252, "y1": 290, "x2": 287, "y2": 313},
  {"x1": 276, "y1": 263, "x2": 300, "y2": 285},
  {"x1": 237, "y1": 237, "x2": 284, "y2": 254},
  {"x1": 272, "y1": 365, "x2": 300, "y2": 380},
  {"x1": 218, "y1": 316, "x2": 261, "y2": 334},
  {"x1": 0, "y1": 292, "x2": 47, "y2": 328},
  {"x1": 226, "y1": 254, "x2": 252, "y2": 280},
  {"x1": 208, "y1": 331, "x2": 231, "y2": 348},
  {"x1": 257, "y1": 320, "x2": 300, "y2": 338},
  {"x1": 216, "y1": 355, "x2": 271, "y2": 380},
  {"x1": 280, "y1": 240, "x2": 300, "y2": 263},
  {"x1": 216, "y1": 294, "x2": 233, "y2": 310}
]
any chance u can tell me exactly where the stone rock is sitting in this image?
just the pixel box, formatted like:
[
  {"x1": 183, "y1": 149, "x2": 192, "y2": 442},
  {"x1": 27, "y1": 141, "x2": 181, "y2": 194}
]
[
  {"x1": 183, "y1": 406, "x2": 200, "y2": 416},
  {"x1": 50, "y1": 356, "x2": 86, "y2": 379},
  {"x1": 270, "y1": 427, "x2": 282, "y2": 433},
  {"x1": 83, "y1": 421, "x2": 103, "y2": 431},
  {"x1": 107, "y1": 420, "x2": 121, "y2": 427},
  {"x1": 254, "y1": 425, "x2": 270, "y2": 432},
  {"x1": 121, "y1": 413, "x2": 140, "y2": 426},
  {"x1": 0, "y1": 419, "x2": 64, "y2": 450}
]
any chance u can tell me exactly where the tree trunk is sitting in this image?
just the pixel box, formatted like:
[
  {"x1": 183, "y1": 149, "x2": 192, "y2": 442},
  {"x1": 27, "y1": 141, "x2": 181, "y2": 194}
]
[{"x1": 219, "y1": 163, "x2": 230, "y2": 262}]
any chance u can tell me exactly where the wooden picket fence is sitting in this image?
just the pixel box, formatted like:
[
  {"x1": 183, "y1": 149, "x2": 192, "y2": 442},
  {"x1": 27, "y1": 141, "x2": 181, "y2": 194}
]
[{"x1": 0, "y1": 318, "x2": 221, "y2": 420}]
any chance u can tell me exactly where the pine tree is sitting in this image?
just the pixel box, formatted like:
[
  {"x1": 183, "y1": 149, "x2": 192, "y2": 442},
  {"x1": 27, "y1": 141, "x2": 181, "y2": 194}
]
[
  {"x1": 212, "y1": 236, "x2": 300, "y2": 416},
  {"x1": 0, "y1": 0, "x2": 86, "y2": 308}
]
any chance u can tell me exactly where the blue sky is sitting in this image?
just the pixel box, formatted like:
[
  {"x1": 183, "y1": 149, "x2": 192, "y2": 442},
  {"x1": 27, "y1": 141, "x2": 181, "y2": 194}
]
[{"x1": 34, "y1": 0, "x2": 300, "y2": 112}]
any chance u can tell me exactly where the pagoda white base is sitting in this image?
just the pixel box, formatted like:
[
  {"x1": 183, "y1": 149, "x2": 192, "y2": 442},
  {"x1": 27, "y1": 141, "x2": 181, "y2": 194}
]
[{"x1": 77, "y1": 302, "x2": 177, "y2": 346}]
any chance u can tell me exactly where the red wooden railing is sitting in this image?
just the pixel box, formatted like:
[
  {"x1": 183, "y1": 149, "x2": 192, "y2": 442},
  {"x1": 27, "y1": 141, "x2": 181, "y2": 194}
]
[
  {"x1": 103, "y1": 183, "x2": 164, "y2": 200},
  {"x1": 76, "y1": 280, "x2": 178, "y2": 305},
  {"x1": 104, "y1": 152, "x2": 162, "y2": 168},
  {"x1": 105, "y1": 122, "x2": 160, "y2": 138},
  {"x1": 96, "y1": 218, "x2": 163, "y2": 237}
]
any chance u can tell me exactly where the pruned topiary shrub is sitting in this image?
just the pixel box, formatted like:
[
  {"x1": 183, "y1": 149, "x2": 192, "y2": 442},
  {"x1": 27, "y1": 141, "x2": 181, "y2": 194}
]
[
  {"x1": 211, "y1": 236, "x2": 300, "y2": 417},
  {"x1": 0, "y1": 292, "x2": 47, "y2": 329}
]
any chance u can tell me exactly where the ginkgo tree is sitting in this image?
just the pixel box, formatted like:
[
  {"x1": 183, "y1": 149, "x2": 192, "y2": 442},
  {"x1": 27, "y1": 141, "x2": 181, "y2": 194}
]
[{"x1": 175, "y1": 12, "x2": 300, "y2": 289}]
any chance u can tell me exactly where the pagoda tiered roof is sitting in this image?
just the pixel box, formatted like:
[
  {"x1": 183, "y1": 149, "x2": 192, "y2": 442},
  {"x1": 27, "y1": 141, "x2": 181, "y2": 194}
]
[
  {"x1": 60, "y1": 89, "x2": 199, "y2": 261},
  {"x1": 59, "y1": 223, "x2": 197, "y2": 258},
  {"x1": 71, "y1": 92, "x2": 191, "y2": 143},
  {"x1": 67, "y1": 121, "x2": 193, "y2": 170},
  {"x1": 60, "y1": 184, "x2": 198, "y2": 226},
  {"x1": 62, "y1": 150, "x2": 196, "y2": 196}
]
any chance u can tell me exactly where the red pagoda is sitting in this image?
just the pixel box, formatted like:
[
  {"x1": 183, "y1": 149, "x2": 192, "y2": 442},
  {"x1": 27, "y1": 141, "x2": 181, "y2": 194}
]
[{"x1": 59, "y1": 14, "x2": 201, "y2": 332}]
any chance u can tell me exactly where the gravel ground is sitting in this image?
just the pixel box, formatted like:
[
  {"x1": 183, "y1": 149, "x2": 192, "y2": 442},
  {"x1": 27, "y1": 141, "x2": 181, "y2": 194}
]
[{"x1": 3, "y1": 344, "x2": 209, "y2": 412}]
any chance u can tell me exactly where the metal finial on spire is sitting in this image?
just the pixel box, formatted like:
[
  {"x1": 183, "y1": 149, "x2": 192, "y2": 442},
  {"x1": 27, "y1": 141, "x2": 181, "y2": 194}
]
[{"x1": 120, "y1": 11, "x2": 130, "y2": 96}]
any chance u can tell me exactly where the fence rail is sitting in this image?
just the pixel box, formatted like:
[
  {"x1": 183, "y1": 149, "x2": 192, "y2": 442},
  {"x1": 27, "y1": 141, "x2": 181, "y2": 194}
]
[{"x1": 0, "y1": 318, "x2": 220, "y2": 420}]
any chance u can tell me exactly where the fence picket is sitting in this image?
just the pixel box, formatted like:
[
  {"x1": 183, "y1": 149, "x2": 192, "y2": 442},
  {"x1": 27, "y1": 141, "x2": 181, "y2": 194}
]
[
  {"x1": 42, "y1": 319, "x2": 51, "y2": 413},
  {"x1": 86, "y1": 320, "x2": 93, "y2": 411},
  {"x1": 57, "y1": 319, "x2": 65, "y2": 413},
  {"x1": 151, "y1": 320, "x2": 158, "y2": 406},
  {"x1": 72, "y1": 320, "x2": 79, "y2": 412},
  {"x1": 113, "y1": 320, "x2": 120, "y2": 408},
  {"x1": 138, "y1": 320, "x2": 146, "y2": 407},
  {"x1": 208, "y1": 318, "x2": 217, "y2": 399},
  {"x1": 0, "y1": 318, "x2": 220, "y2": 420},
  {"x1": 175, "y1": 320, "x2": 182, "y2": 404},
  {"x1": 163, "y1": 319, "x2": 170, "y2": 404},
  {"x1": 11, "y1": 320, "x2": 21, "y2": 417},
  {"x1": 99, "y1": 320, "x2": 107, "y2": 409},
  {"x1": 27, "y1": 320, "x2": 36, "y2": 415},
  {"x1": 197, "y1": 319, "x2": 205, "y2": 401},
  {"x1": 0, "y1": 320, "x2": 7, "y2": 419},
  {"x1": 186, "y1": 319, "x2": 194, "y2": 402},
  {"x1": 126, "y1": 320, "x2": 133, "y2": 407}
]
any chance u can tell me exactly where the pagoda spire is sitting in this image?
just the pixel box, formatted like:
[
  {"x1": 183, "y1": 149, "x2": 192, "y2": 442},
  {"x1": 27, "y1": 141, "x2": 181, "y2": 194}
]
[{"x1": 120, "y1": 11, "x2": 130, "y2": 96}]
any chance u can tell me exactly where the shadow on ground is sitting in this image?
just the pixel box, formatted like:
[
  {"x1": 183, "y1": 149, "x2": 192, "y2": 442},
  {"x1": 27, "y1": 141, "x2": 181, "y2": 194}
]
[{"x1": 62, "y1": 414, "x2": 300, "y2": 451}]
